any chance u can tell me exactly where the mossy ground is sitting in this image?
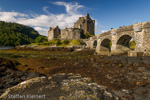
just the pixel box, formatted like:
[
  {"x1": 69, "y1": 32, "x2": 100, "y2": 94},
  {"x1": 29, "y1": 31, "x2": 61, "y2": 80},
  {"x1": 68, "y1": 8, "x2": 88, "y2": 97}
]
[{"x1": 0, "y1": 48, "x2": 150, "y2": 92}]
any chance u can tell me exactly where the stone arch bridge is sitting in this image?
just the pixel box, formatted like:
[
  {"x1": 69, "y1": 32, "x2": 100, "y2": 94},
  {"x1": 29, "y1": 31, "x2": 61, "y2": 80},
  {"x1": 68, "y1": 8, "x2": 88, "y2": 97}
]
[{"x1": 85, "y1": 22, "x2": 150, "y2": 56}]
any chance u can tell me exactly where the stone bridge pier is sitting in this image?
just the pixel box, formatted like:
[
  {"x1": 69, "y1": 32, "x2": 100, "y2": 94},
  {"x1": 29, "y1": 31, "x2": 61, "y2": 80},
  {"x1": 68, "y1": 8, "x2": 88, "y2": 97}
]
[{"x1": 133, "y1": 23, "x2": 145, "y2": 52}]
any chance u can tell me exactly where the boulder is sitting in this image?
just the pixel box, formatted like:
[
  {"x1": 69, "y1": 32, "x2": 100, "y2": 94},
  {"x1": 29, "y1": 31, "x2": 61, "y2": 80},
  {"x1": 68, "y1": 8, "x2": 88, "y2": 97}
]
[{"x1": 0, "y1": 73, "x2": 120, "y2": 100}]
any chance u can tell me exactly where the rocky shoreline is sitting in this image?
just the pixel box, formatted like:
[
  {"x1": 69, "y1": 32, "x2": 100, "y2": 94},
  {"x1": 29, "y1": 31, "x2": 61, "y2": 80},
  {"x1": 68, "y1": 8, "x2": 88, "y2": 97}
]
[{"x1": 14, "y1": 45, "x2": 86, "y2": 51}]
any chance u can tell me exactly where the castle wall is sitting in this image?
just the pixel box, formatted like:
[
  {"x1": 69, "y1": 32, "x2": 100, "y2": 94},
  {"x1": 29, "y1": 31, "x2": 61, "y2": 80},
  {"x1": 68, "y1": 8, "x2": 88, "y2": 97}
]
[
  {"x1": 48, "y1": 31, "x2": 54, "y2": 41},
  {"x1": 61, "y1": 28, "x2": 83, "y2": 40}
]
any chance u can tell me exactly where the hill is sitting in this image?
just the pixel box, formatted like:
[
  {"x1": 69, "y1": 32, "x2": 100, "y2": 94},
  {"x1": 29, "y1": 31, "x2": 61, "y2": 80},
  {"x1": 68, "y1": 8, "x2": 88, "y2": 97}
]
[{"x1": 0, "y1": 21, "x2": 40, "y2": 46}]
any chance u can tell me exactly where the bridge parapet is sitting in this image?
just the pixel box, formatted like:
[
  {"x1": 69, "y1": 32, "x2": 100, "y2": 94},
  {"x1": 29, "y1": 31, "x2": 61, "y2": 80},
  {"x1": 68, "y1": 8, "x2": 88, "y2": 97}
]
[
  {"x1": 100, "y1": 31, "x2": 111, "y2": 36},
  {"x1": 143, "y1": 21, "x2": 150, "y2": 28},
  {"x1": 133, "y1": 23, "x2": 143, "y2": 32},
  {"x1": 111, "y1": 29, "x2": 117, "y2": 35}
]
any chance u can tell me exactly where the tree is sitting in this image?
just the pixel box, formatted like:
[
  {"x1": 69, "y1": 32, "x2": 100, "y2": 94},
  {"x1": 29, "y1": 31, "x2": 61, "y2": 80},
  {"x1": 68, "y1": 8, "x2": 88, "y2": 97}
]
[{"x1": 35, "y1": 36, "x2": 48, "y2": 43}]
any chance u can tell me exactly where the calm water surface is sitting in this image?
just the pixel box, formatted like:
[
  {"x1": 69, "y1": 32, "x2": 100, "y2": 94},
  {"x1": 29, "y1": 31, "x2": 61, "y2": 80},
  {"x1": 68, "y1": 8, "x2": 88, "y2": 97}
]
[{"x1": 0, "y1": 47, "x2": 13, "y2": 50}]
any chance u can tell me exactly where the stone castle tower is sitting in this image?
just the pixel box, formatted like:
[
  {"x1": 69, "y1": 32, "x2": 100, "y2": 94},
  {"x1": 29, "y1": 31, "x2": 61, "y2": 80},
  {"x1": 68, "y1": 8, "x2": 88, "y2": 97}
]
[{"x1": 73, "y1": 14, "x2": 95, "y2": 35}]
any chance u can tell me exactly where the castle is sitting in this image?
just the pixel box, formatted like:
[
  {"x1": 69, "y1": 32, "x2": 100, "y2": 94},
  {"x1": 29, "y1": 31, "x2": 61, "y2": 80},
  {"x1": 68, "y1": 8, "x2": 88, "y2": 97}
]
[{"x1": 48, "y1": 14, "x2": 95, "y2": 41}]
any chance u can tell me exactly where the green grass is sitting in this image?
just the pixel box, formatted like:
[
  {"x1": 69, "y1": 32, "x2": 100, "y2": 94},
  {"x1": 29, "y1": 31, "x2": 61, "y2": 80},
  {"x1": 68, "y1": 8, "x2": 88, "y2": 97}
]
[
  {"x1": 69, "y1": 40, "x2": 84, "y2": 45},
  {"x1": 28, "y1": 39, "x2": 85, "y2": 47},
  {"x1": 129, "y1": 41, "x2": 136, "y2": 49}
]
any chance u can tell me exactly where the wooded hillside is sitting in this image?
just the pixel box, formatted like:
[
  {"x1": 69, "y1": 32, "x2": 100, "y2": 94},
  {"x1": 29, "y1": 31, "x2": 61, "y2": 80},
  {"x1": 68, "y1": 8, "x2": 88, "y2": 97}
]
[{"x1": 0, "y1": 21, "x2": 40, "y2": 46}]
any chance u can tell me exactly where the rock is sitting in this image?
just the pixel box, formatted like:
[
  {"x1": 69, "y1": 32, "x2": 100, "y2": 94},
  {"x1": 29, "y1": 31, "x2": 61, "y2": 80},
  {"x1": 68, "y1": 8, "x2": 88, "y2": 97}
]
[
  {"x1": 31, "y1": 45, "x2": 39, "y2": 47},
  {"x1": 50, "y1": 45, "x2": 57, "y2": 47},
  {"x1": 25, "y1": 68, "x2": 33, "y2": 71},
  {"x1": 0, "y1": 58, "x2": 42, "y2": 96},
  {"x1": 133, "y1": 63, "x2": 139, "y2": 66},
  {"x1": 0, "y1": 73, "x2": 4, "y2": 77},
  {"x1": 0, "y1": 66, "x2": 7, "y2": 72},
  {"x1": 0, "y1": 74, "x2": 121, "y2": 100},
  {"x1": 133, "y1": 87, "x2": 150, "y2": 100},
  {"x1": 26, "y1": 72, "x2": 40, "y2": 79},
  {"x1": 0, "y1": 86, "x2": 4, "y2": 89},
  {"x1": 138, "y1": 67, "x2": 146, "y2": 71},
  {"x1": 15, "y1": 71, "x2": 25, "y2": 77}
]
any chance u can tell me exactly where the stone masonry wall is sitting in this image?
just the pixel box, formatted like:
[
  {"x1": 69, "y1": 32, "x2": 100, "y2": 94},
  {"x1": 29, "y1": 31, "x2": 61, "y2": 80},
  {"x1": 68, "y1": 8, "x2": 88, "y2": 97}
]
[{"x1": 61, "y1": 28, "x2": 83, "y2": 39}]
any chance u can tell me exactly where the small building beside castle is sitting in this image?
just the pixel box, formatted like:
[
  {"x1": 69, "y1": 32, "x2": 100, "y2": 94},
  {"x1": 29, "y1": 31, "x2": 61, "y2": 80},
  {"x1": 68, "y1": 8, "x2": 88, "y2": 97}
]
[
  {"x1": 48, "y1": 26, "x2": 61, "y2": 41},
  {"x1": 48, "y1": 14, "x2": 95, "y2": 41}
]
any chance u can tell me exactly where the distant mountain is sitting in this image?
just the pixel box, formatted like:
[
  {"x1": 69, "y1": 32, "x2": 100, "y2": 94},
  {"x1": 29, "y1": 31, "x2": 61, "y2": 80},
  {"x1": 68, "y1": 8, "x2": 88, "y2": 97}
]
[{"x1": 0, "y1": 21, "x2": 40, "y2": 46}]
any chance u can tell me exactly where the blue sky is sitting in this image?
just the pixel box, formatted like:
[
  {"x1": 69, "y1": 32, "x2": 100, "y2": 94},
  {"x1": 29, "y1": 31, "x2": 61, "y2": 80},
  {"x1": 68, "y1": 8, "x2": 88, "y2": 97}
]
[{"x1": 0, "y1": 0, "x2": 150, "y2": 36}]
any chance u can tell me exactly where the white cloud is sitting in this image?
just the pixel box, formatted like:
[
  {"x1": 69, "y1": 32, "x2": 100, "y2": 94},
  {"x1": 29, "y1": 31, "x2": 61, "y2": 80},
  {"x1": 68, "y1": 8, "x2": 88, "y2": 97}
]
[
  {"x1": 95, "y1": 27, "x2": 102, "y2": 33},
  {"x1": 42, "y1": 6, "x2": 51, "y2": 15},
  {"x1": 0, "y1": 11, "x2": 28, "y2": 22},
  {"x1": 0, "y1": 1, "x2": 101, "y2": 36},
  {"x1": 101, "y1": 30, "x2": 107, "y2": 33},
  {"x1": 53, "y1": 2, "x2": 84, "y2": 14},
  {"x1": 95, "y1": 20, "x2": 108, "y2": 34},
  {"x1": 34, "y1": 27, "x2": 48, "y2": 36},
  {"x1": 95, "y1": 27, "x2": 108, "y2": 34},
  {"x1": 0, "y1": 1, "x2": 86, "y2": 36}
]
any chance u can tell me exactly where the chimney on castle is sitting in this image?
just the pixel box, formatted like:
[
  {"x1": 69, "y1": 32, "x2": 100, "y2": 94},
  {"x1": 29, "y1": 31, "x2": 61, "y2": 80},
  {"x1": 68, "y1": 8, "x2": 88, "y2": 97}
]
[
  {"x1": 49, "y1": 27, "x2": 52, "y2": 30},
  {"x1": 86, "y1": 13, "x2": 90, "y2": 20},
  {"x1": 86, "y1": 13, "x2": 89, "y2": 17}
]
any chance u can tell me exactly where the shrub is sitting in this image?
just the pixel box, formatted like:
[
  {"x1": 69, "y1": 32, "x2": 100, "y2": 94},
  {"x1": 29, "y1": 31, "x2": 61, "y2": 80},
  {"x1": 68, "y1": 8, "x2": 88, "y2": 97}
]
[
  {"x1": 84, "y1": 32, "x2": 93, "y2": 38},
  {"x1": 56, "y1": 39, "x2": 62, "y2": 46},
  {"x1": 63, "y1": 40, "x2": 70, "y2": 45}
]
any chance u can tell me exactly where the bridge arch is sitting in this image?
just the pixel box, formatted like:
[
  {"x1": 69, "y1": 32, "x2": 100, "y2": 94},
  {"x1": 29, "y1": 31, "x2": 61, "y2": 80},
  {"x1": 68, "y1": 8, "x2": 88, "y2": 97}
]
[
  {"x1": 93, "y1": 40, "x2": 97, "y2": 48},
  {"x1": 100, "y1": 38, "x2": 111, "y2": 52},
  {"x1": 116, "y1": 34, "x2": 135, "y2": 51}
]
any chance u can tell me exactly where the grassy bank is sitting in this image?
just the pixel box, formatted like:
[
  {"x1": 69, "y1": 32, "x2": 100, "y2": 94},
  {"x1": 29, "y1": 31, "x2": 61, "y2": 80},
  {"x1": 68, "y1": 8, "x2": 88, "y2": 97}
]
[{"x1": 29, "y1": 39, "x2": 86, "y2": 47}]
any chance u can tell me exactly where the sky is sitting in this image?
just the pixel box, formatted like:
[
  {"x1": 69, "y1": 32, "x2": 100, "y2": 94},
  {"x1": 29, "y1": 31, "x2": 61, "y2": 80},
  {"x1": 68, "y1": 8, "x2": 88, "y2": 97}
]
[{"x1": 0, "y1": 0, "x2": 150, "y2": 36}]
